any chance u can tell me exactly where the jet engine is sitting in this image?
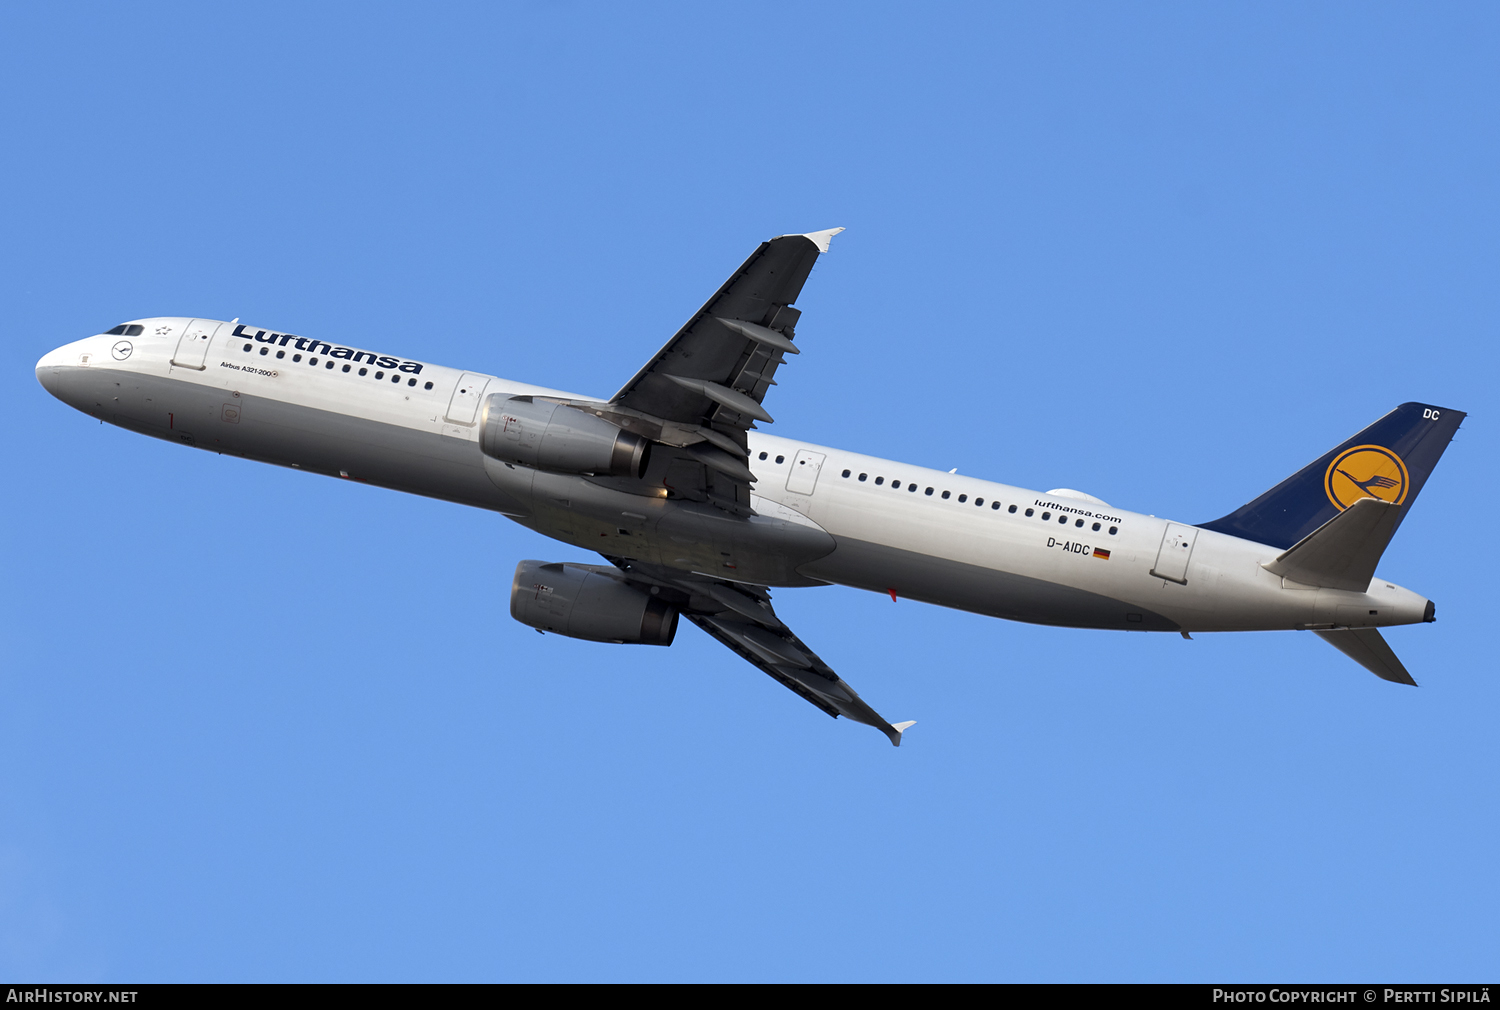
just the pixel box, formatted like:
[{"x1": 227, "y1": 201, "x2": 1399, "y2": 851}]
[
  {"x1": 510, "y1": 560, "x2": 678, "y2": 646},
  {"x1": 479, "y1": 395, "x2": 650, "y2": 478}
]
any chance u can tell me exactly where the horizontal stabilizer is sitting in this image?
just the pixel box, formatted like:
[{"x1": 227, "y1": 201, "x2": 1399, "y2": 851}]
[
  {"x1": 1314, "y1": 628, "x2": 1417, "y2": 686},
  {"x1": 1263, "y1": 498, "x2": 1400, "y2": 591}
]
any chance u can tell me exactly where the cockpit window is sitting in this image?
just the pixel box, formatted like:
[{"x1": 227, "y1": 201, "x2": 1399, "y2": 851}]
[{"x1": 105, "y1": 324, "x2": 144, "y2": 336}]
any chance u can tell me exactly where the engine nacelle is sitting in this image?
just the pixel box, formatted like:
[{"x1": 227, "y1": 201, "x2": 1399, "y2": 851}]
[
  {"x1": 511, "y1": 560, "x2": 678, "y2": 646},
  {"x1": 479, "y1": 395, "x2": 650, "y2": 478}
]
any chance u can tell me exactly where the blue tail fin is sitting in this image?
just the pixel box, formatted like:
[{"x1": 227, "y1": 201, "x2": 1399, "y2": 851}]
[{"x1": 1199, "y1": 402, "x2": 1466, "y2": 549}]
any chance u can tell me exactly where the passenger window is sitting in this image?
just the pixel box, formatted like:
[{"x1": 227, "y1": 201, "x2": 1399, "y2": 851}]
[
  {"x1": 408, "y1": 378, "x2": 416, "y2": 386},
  {"x1": 243, "y1": 343, "x2": 252, "y2": 352},
  {"x1": 775, "y1": 455, "x2": 784, "y2": 464},
  {"x1": 958, "y1": 495, "x2": 967, "y2": 503},
  {"x1": 1029, "y1": 509, "x2": 1038, "y2": 518},
  {"x1": 1075, "y1": 518, "x2": 1083, "y2": 527},
  {"x1": 843, "y1": 470, "x2": 852, "y2": 478},
  {"x1": 293, "y1": 354, "x2": 302, "y2": 362},
  {"x1": 276, "y1": 350, "x2": 285, "y2": 359},
  {"x1": 1091, "y1": 522, "x2": 1101, "y2": 531},
  {"x1": 375, "y1": 371, "x2": 384, "y2": 379},
  {"x1": 908, "y1": 484, "x2": 917, "y2": 492},
  {"x1": 893, "y1": 481, "x2": 903, "y2": 490},
  {"x1": 875, "y1": 477, "x2": 884, "y2": 485},
  {"x1": 941, "y1": 491, "x2": 950, "y2": 499},
  {"x1": 1058, "y1": 515, "x2": 1067, "y2": 523},
  {"x1": 328, "y1": 361, "x2": 337, "y2": 369},
  {"x1": 342, "y1": 364, "x2": 350, "y2": 372},
  {"x1": 975, "y1": 498, "x2": 984, "y2": 507},
  {"x1": 991, "y1": 501, "x2": 1000, "y2": 510},
  {"x1": 858, "y1": 473, "x2": 867, "y2": 482},
  {"x1": 259, "y1": 348, "x2": 268, "y2": 355},
  {"x1": 359, "y1": 368, "x2": 367, "y2": 376},
  {"x1": 310, "y1": 357, "x2": 320, "y2": 366},
  {"x1": 1009, "y1": 505, "x2": 1017, "y2": 513},
  {"x1": 392, "y1": 374, "x2": 400, "y2": 382},
  {"x1": 1109, "y1": 526, "x2": 1118, "y2": 535},
  {"x1": 924, "y1": 487, "x2": 933, "y2": 495},
  {"x1": 424, "y1": 381, "x2": 434, "y2": 390},
  {"x1": 759, "y1": 452, "x2": 768, "y2": 460}
]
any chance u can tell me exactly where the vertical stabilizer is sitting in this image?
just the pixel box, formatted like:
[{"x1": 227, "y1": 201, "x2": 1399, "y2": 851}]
[{"x1": 1200, "y1": 402, "x2": 1464, "y2": 549}]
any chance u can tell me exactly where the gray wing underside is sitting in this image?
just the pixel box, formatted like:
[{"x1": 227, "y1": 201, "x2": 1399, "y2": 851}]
[
  {"x1": 610, "y1": 229, "x2": 837, "y2": 423},
  {"x1": 584, "y1": 230, "x2": 840, "y2": 516},
  {"x1": 604, "y1": 554, "x2": 914, "y2": 746}
]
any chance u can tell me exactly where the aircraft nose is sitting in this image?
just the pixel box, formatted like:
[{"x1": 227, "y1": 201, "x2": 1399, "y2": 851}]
[{"x1": 35, "y1": 345, "x2": 71, "y2": 397}]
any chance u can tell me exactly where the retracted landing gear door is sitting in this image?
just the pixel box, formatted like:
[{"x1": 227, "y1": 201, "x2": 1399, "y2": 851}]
[
  {"x1": 171, "y1": 319, "x2": 223, "y2": 370},
  {"x1": 1150, "y1": 522, "x2": 1199, "y2": 584}
]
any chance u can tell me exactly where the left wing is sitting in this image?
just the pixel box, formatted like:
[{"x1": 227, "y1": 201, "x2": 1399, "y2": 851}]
[
  {"x1": 604, "y1": 554, "x2": 915, "y2": 746},
  {"x1": 610, "y1": 227, "x2": 841, "y2": 425},
  {"x1": 577, "y1": 229, "x2": 842, "y2": 515}
]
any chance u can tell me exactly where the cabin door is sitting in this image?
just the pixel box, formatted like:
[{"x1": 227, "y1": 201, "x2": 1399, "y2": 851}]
[
  {"x1": 1150, "y1": 523, "x2": 1199, "y2": 584},
  {"x1": 171, "y1": 319, "x2": 222, "y2": 370}
]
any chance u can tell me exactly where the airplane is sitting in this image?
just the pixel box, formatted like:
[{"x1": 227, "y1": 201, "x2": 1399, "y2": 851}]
[{"x1": 34, "y1": 228, "x2": 1466, "y2": 746}]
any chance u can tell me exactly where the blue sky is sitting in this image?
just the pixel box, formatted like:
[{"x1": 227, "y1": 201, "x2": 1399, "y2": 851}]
[{"x1": 2, "y1": 2, "x2": 1496, "y2": 982}]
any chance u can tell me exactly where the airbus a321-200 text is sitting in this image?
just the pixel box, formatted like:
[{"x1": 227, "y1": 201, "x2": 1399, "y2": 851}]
[{"x1": 35, "y1": 229, "x2": 1466, "y2": 745}]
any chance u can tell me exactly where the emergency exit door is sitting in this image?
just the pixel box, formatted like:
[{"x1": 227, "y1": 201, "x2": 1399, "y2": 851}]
[
  {"x1": 445, "y1": 372, "x2": 492, "y2": 425},
  {"x1": 785, "y1": 450, "x2": 826, "y2": 495}
]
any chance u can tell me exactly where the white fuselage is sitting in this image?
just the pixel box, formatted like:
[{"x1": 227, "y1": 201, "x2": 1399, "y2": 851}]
[{"x1": 36, "y1": 319, "x2": 1433, "y2": 635}]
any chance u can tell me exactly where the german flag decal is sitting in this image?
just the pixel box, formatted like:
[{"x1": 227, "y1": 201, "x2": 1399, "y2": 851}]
[{"x1": 1093, "y1": 548, "x2": 1111, "y2": 560}]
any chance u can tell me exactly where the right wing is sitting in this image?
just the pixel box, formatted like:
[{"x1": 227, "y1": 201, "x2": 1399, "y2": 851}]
[{"x1": 603, "y1": 554, "x2": 915, "y2": 746}]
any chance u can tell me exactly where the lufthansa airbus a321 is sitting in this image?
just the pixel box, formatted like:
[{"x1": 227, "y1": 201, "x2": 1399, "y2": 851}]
[{"x1": 35, "y1": 229, "x2": 1466, "y2": 745}]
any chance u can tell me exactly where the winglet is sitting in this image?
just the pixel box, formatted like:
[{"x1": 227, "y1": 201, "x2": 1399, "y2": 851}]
[
  {"x1": 886, "y1": 720, "x2": 917, "y2": 747},
  {"x1": 794, "y1": 227, "x2": 845, "y2": 253}
]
